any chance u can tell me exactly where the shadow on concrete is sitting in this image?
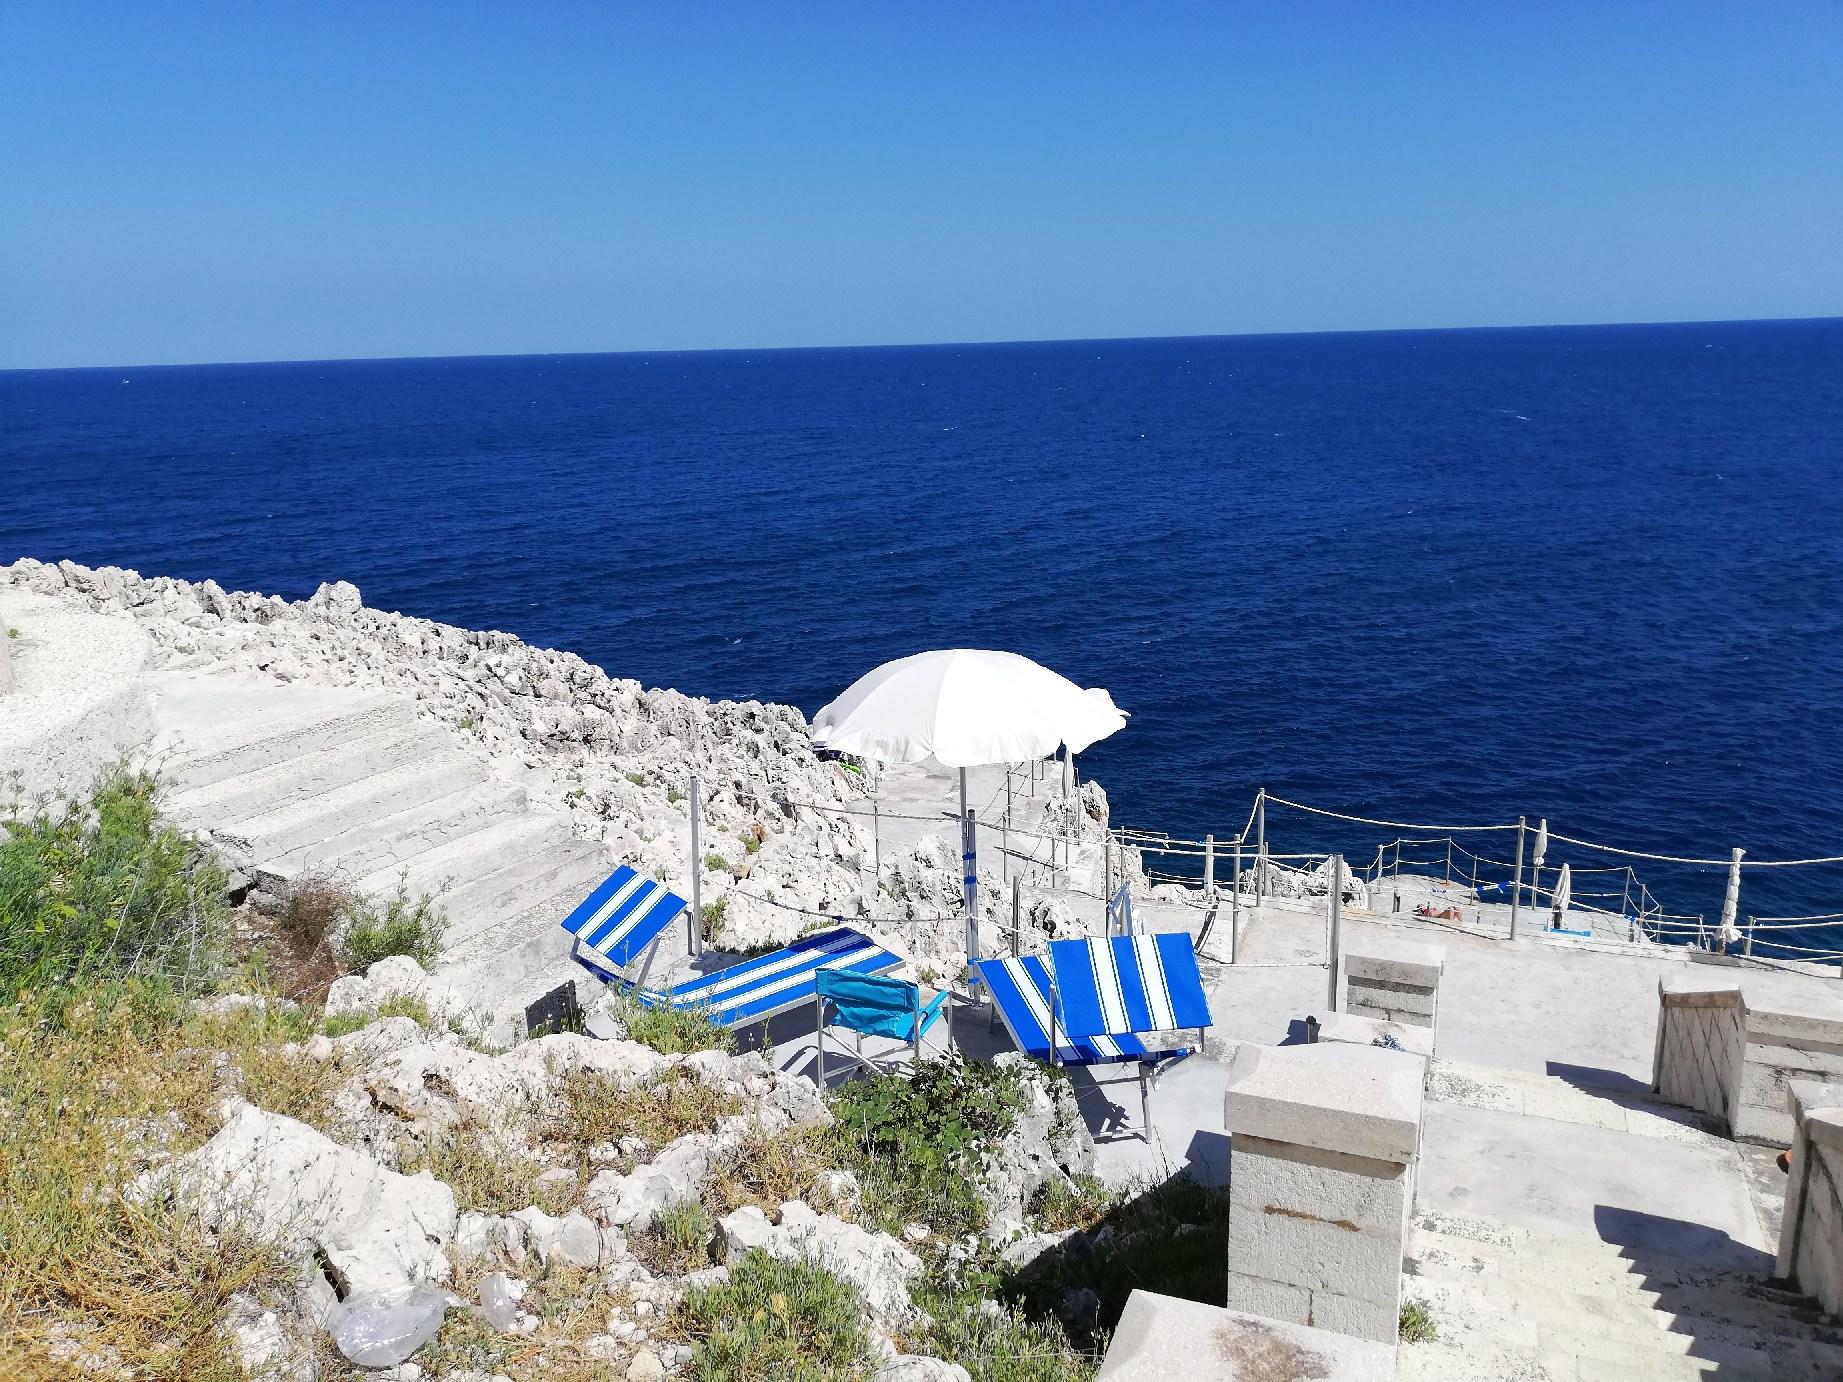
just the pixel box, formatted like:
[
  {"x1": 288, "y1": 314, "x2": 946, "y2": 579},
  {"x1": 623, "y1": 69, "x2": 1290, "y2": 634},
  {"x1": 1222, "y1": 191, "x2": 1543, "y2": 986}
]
[
  {"x1": 1546, "y1": 1060, "x2": 1650, "y2": 1097},
  {"x1": 1590, "y1": 1204, "x2": 1839, "y2": 1372}
]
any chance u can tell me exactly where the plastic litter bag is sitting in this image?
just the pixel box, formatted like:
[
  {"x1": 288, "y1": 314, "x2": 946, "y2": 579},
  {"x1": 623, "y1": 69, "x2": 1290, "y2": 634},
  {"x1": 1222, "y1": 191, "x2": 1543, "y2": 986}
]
[{"x1": 325, "y1": 1283, "x2": 449, "y2": 1367}]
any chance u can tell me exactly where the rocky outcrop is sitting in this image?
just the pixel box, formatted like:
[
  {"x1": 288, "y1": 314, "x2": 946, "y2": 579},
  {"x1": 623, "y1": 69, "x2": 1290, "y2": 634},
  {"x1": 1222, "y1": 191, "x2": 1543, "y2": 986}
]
[
  {"x1": 977, "y1": 1054, "x2": 1096, "y2": 1240},
  {"x1": 716, "y1": 1201, "x2": 924, "y2": 1330},
  {"x1": 133, "y1": 1101, "x2": 457, "y2": 1299}
]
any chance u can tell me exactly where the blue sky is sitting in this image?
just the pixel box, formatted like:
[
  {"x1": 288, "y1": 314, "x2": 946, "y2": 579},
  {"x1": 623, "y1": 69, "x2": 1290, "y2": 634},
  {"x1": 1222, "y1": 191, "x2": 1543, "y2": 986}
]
[{"x1": 3, "y1": 3, "x2": 1840, "y2": 367}]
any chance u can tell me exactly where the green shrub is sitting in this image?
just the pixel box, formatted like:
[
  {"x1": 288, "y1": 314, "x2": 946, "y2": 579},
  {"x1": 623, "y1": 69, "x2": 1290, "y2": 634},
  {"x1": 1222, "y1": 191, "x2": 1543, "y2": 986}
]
[
  {"x1": 914, "y1": 1279, "x2": 1095, "y2": 1382},
  {"x1": 704, "y1": 852, "x2": 731, "y2": 874},
  {"x1": 674, "y1": 1249, "x2": 873, "y2": 1381},
  {"x1": 632, "y1": 1198, "x2": 712, "y2": 1274},
  {"x1": 700, "y1": 897, "x2": 728, "y2": 942},
  {"x1": 0, "y1": 766, "x2": 228, "y2": 1012},
  {"x1": 1399, "y1": 1297, "x2": 1438, "y2": 1343},
  {"x1": 828, "y1": 1057, "x2": 1025, "y2": 1237},
  {"x1": 609, "y1": 992, "x2": 734, "y2": 1055},
  {"x1": 626, "y1": 772, "x2": 647, "y2": 788},
  {"x1": 1002, "y1": 1176, "x2": 1229, "y2": 1355},
  {"x1": 340, "y1": 880, "x2": 446, "y2": 970},
  {"x1": 1028, "y1": 1174, "x2": 1114, "y2": 1232}
]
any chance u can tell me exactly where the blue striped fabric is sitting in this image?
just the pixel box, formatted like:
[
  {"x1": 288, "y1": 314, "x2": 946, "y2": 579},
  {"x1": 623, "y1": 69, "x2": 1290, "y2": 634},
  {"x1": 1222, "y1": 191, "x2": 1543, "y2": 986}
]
[
  {"x1": 573, "y1": 925, "x2": 902, "y2": 1028},
  {"x1": 559, "y1": 865, "x2": 689, "y2": 969},
  {"x1": 973, "y1": 954, "x2": 1149, "y2": 1065},
  {"x1": 1048, "y1": 933, "x2": 1211, "y2": 1039}
]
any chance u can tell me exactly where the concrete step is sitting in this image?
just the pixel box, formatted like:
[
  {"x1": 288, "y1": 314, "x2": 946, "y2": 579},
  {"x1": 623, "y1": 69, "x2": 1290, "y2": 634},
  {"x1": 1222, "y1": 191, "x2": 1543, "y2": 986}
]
[
  {"x1": 1408, "y1": 1226, "x2": 1837, "y2": 1341},
  {"x1": 170, "y1": 723, "x2": 454, "y2": 825},
  {"x1": 224, "y1": 754, "x2": 489, "y2": 865},
  {"x1": 352, "y1": 814, "x2": 565, "y2": 904},
  {"x1": 438, "y1": 843, "x2": 610, "y2": 950},
  {"x1": 1406, "y1": 1250, "x2": 1840, "y2": 1370},
  {"x1": 254, "y1": 780, "x2": 528, "y2": 883},
  {"x1": 162, "y1": 692, "x2": 410, "y2": 791},
  {"x1": 436, "y1": 866, "x2": 632, "y2": 994}
]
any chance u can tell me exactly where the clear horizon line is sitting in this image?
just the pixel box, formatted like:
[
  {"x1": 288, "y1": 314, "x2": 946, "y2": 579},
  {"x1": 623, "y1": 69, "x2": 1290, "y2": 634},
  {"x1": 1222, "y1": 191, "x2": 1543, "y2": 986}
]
[{"x1": 7, "y1": 311, "x2": 1840, "y2": 375}]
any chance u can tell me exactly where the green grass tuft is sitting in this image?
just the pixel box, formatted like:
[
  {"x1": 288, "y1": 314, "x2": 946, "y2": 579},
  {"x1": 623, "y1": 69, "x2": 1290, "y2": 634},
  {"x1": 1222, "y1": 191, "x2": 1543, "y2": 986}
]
[{"x1": 674, "y1": 1249, "x2": 873, "y2": 1381}]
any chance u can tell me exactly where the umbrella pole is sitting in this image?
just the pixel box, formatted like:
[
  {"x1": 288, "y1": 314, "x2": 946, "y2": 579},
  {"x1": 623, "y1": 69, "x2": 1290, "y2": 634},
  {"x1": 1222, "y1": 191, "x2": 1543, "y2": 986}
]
[{"x1": 960, "y1": 768, "x2": 979, "y2": 967}]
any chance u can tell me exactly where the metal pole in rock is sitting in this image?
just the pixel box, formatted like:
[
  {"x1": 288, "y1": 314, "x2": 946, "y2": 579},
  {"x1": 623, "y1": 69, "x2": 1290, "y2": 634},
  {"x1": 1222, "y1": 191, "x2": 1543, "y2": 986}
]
[
  {"x1": 962, "y1": 805, "x2": 979, "y2": 965},
  {"x1": 1254, "y1": 790, "x2": 1267, "y2": 909},
  {"x1": 1230, "y1": 835, "x2": 1242, "y2": 965},
  {"x1": 871, "y1": 798, "x2": 881, "y2": 892},
  {"x1": 1510, "y1": 816, "x2": 1526, "y2": 941},
  {"x1": 688, "y1": 775, "x2": 704, "y2": 956},
  {"x1": 1327, "y1": 854, "x2": 1344, "y2": 1012},
  {"x1": 1003, "y1": 769, "x2": 1012, "y2": 884},
  {"x1": 1011, "y1": 875, "x2": 1021, "y2": 957},
  {"x1": 1104, "y1": 835, "x2": 1115, "y2": 933}
]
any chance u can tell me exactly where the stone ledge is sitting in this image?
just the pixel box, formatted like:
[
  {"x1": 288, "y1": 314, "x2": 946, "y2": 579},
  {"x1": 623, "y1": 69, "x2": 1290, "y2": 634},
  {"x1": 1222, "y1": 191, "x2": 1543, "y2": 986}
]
[
  {"x1": 1318, "y1": 1010, "x2": 1436, "y2": 1060},
  {"x1": 1227, "y1": 1042, "x2": 1424, "y2": 1165},
  {"x1": 1346, "y1": 942, "x2": 1444, "y2": 988},
  {"x1": 1097, "y1": 1289, "x2": 1396, "y2": 1381}
]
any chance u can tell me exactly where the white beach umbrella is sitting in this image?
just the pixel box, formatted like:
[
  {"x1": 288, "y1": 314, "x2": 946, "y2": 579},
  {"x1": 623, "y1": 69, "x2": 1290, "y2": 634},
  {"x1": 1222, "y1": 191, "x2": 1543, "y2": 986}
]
[
  {"x1": 1550, "y1": 862, "x2": 1572, "y2": 927},
  {"x1": 811, "y1": 649, "x2": 1127, "y2": 769},
  {"x1": 813, "y1": 649, "x2": 1129, "y2": 964}
]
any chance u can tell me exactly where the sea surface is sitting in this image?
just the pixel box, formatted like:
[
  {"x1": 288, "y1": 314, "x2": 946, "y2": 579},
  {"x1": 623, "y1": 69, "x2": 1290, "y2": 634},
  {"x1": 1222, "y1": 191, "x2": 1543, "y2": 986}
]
[{"x1": 5, "y1": 320, "x2": 1843, "y2": 936}]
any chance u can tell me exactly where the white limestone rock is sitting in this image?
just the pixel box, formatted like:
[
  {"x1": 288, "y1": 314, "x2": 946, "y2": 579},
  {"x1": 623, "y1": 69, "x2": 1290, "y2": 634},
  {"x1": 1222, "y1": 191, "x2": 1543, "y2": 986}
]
[
  {"x1": 133, "y1": 1101, "x2": 456, "y2": 1300},
  {"x1": 715, "y1": 1200, "x2": 923, "y2": 1330}
]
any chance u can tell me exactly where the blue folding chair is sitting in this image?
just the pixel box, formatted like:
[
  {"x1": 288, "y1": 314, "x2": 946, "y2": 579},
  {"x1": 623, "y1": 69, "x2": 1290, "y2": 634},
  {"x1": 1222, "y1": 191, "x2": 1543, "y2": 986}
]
[{"x1": 813, "y1": 968, "x2": 950, "y2": 1083}]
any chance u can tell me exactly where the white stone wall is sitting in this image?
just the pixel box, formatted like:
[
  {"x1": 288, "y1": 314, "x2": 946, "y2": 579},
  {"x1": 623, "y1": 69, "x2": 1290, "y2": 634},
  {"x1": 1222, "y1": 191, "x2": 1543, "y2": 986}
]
[
  {"x1": 1736, "y1": 1009, "x2": 1843, "y2": 1145},
  {"x1": 1224, "y1": 1042, "x2": 1424, "y2": 1346},
  {"x1": 1777, "y1": 1083, "x2": 1843, "y2": 1317},
  {"x1": 1653, "y1": 985, "x2": 1744, "y2": 1128},
  {"x1": 1653, "y1": 981, "x2": 1843, "y2": 1145},
  {"x1": 1343, "y1": 946, "x2": 1442, "y2": 1036},
  {"x1": 1225, "y1": 1134, "x2": 1414, "y2": 1341}
]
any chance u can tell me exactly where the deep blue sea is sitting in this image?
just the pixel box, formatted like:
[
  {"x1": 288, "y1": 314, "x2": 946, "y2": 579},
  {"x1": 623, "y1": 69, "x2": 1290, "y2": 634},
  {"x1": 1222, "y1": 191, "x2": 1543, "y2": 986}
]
[{"x1": 5, "y1": 320, "x2": 1843, "y2": 936}]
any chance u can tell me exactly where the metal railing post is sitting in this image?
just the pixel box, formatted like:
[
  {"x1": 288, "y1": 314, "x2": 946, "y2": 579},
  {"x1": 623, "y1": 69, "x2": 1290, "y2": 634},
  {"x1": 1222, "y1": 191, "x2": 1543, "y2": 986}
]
[
  {"x1": 1011, "y1": 875, "x2": 1022, "y2": 957},
  {"x1": 871, "y1": 798, "x2": 881, "y2": 893},
  {"x1": 1204, "y1": 833, "x2": 1216, "y2": 900},
  {"x1": 1328, "y1": 853, "x2": 1344, "y2": 1012},
  {"x1": 1510, "y1": 816, "x2": 1526, "y2": 941},
  {"x1": 688, "y1": 774, "x2": 704, "y2": 956},
  {"x1": 1254, "y1": 789, "x2": 1267, "y2": 908},
  {"x1": 1231, "y1": 834, "x2": 1242, "y2": 964},
  {"x1": 1744, "y1": 917, "x2": 1755, "y2": 958}
]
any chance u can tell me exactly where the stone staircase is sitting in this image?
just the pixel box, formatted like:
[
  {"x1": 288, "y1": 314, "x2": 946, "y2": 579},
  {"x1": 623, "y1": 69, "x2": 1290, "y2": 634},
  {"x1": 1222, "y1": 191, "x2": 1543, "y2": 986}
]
[
  {"x1": 152, "y1": 672, "x2": 609, "y2": 1013},
  {"x1": 1398, "y1": 1206, "x2": 1843, "y2": 1381}
]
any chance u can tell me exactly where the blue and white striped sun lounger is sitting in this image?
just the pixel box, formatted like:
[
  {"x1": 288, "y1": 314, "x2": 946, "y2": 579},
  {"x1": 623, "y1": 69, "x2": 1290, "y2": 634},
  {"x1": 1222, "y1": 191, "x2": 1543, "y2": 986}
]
[
  {"x1": 975, "y1": 944, "x2": 1208, "y2": 1137},
  {"x1": 571, "y1": 921, "x2": 903, "y2": 1036},
  {"x1": 560, "y1": 865, "x2": 694, "y2": 987},
  {"x1": 1048, "y1": 933, "x2": 1212, "y2": 1040}
]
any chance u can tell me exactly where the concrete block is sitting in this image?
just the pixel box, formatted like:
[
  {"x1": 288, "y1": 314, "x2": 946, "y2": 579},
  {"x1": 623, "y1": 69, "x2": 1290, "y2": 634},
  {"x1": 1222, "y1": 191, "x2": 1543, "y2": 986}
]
[
  {"x1": 1228, "y1": 1042, "x2": 1425, "y2": 1165},
  {"x1": 1223, "y1": 1270, "x2": 1310, "y2": 1324},
  {"x1": 1346, "y1": 978, "x2": 1437, "y2": 1017},
  {"x1": 1099, "y1": 1290, "x2": 1396, "y2": 1381},
  {"x1": 1344, "y1": 944, "x2": 1443, "y2": 988},
  {"x1": 1305, "y1": 1289, "x2": 1397, "y2": 1342},
  {"x1": 1228, "y1": 1137, "x2": 1409, "y2": 1299}
]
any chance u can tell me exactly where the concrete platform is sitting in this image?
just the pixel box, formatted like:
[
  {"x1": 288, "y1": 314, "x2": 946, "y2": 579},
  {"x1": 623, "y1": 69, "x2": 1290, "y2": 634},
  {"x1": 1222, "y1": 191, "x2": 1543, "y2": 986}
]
[{"x1": 1098, "y1": 1290, "x2": 1395, "y2": 1381}]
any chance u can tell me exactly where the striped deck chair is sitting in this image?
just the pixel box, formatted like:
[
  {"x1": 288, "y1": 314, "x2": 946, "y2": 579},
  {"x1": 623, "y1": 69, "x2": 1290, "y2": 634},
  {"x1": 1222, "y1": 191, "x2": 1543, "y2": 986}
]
[
  {"x1": 571, "y1": 913, "x2": 903, "y2": 1044},
  {"x1": 974, "y1": 947, "x2": 1200, "y2": 1138},
  {"x1": 561, "y1": 865, "x2": 695, "y2": 991}
]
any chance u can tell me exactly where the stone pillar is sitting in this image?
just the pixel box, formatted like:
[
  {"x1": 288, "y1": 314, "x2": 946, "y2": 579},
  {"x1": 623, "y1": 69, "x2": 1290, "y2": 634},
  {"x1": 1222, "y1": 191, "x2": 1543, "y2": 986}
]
[
  {"x1": 1225, "y1": 1042, "x2": 1425, "y2": 1343},
  {"x1": 1777, "y1": 1080, "x2": 1843, "y2": 1314},
  {"x1": 1343, "y1": 943, "x2": 1443, "y2": 1041}
]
